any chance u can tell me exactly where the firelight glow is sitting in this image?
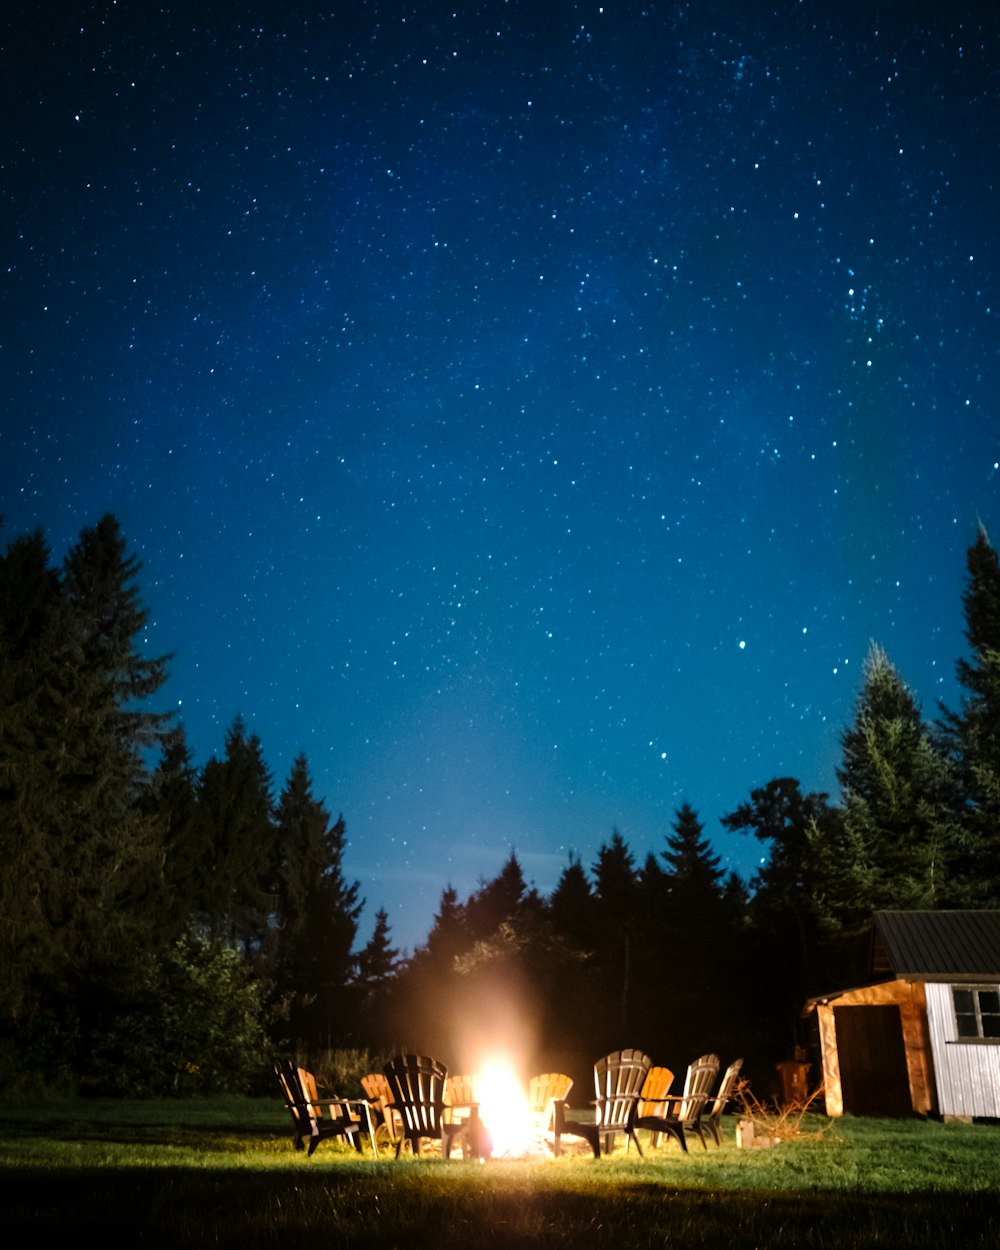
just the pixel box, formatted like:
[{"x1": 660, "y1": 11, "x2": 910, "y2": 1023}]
[{"x1": 477, "y1": 1061, "x2": 533, "y2": 1159}]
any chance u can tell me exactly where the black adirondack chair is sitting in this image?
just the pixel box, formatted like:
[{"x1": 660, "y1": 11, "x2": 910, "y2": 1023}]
[
  {"x1": 702, "y1": 1057, "x2": 743, "y2": 1145},
  {"x1": 275, "y1": 1060, "x2": 374, "y2": 1156},
  {"x1": 553, "y1": 1048, "x2": 651, "y2": 1158},
  {"x1": 634, "y1": 1053, "x2": 719, "y2": 1151},
  {"x1": 382, "y1": 1053, "x2": 475, "y2": 1158}
]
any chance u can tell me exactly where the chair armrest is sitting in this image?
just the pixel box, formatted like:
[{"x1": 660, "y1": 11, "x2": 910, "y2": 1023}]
[{"x1": 636, "y1": 1094, "x2": 687, "y2": 1114}]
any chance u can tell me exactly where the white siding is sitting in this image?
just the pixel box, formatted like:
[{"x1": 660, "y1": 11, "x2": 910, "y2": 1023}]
[{"x1": 925, "y1": 982, "x2": 1000, "y2": 1117}]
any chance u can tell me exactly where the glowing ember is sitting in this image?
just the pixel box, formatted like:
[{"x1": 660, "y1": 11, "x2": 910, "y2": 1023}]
[{"x1": 477, "y1": 1061, "x2": 533, "y2": 1158}]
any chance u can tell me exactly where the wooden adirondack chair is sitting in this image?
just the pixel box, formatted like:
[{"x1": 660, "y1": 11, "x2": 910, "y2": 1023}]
[
  {"x1": 361, "y1": 1071, "x2": 403, "y2": 1153},
  {"x1": 634, "y1": 1053, "x2": 719, "y2": 1152},
  {"x1": 444, "y1": 1073, "x2": 489, "y2": 1157},
  {"x1": 631, "y1": 1064, "x2": 674, "y2": 1151},
  {"x1": 553, "y1": 1048, "x2": 651, "y2": 1158},
  {"x1": 444, "y1": 1073, "x2": 479, "y2": 1125},
  {"x1": 382, "y1": 1054, "x2": 471, "y2": 1158},
  {"x1": 702, "y1": 1058, "x2": 743, "y2": 1145},
  {"x1": 527, "y1": 1072, "x2": 573, "y2": 1153},
  {"x1": 275, "y1": 1060, "x2": 374, "y2": 1157}
]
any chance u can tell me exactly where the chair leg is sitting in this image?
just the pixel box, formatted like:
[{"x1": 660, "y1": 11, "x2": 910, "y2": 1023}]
[{"x1": 661, "y1": 1123, "x2": 688, "y2": 1153}]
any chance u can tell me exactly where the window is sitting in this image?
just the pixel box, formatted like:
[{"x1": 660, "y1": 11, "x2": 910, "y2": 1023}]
[{"x1": 953, "y1": 986, "x2": 1000, "y2": 1039}]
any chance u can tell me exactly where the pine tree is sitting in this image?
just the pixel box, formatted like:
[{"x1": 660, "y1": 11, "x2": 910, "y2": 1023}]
[
  {"x1": 197, "y1": 718, "x2": 277, "y2": 959},
  {"x1": 464, "y1": 850, "x2": 539, "y2": 939},
  {"x1": 357, "y1": 907, "x2": 401, "y2": 990},
  {"x1": 548, "y1": 853, "x2": 596, "y2": 953},
  {"x1": 836, "y1": 642, "x2": 960, "y2": 917},
  {"x1": 144, "y1": 725, "x2": 203, "y2": 941},
  {"x1": 945, "y1": 524, "x2": 1000, "y2": 900},
  {"x1": 661, "y1": 802, "x2": 724, "y2": 897},
  {"x1": 272, "y1": 754, "x2": 364, "y2": 1048},
  {"x1": 0, "y1": 529, "x2": 66, "y2": 1017},
  {"x1": 0, "y1": 517, "x2": 171, "y2": 1048},
  {"x1": 660, "y1": 805, "x2": 728, "y2": 987},
  {"x1": 421, "y1": 884, "x2": 470, "y2": 966},
  {"x1": 354, "y1": 907, "x2": 401, "y2": 1052},
  {"x1": 591, "y1": 830, "x2": 638, "y2": 1040}
]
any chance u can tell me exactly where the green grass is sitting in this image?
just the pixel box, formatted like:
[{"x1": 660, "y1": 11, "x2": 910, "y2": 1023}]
[{"x1": 1, "y1": 1098, "x2": 998, "y2": 1247}]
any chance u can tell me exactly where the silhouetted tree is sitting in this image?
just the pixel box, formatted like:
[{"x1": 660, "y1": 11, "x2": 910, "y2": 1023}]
[
  {"x1": 0, "y1": 529, "x2": 66, "y2": 1018},
  {"x1": 197, "y1": 719, "x2": 277, "y2": 962},
  {"x1": 944, "y1": 524, "x2": 1000, "y2": 900},
  {"x1": 464, "y1": 850, "x2": 538, "y2": 939},
  {"x1": 592, "y1": 830, "x2": 639, "y2": 1043},
  {"x1": 548, "y1": 853, "x2": 597, "y2": 953},
  {"x1": 270, "y1": 755, "x2": 363, "y2": 1050},
  {"x1": 722, "y1": 777, "x2": 831, "y2": 989},
  {"x1": 144, "y1": 724, "x2": 203, "y2": 941},
  {"x1": 355, "y1": 907, "x2": 401, "y2": 1051},
  {"x1": 836, "y1": 643, "x2": 960, "y2": 917}
]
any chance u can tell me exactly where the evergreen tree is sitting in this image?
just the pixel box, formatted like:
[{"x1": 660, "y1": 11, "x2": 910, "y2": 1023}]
[
  {"x1": 0, "y1": 529, "x2": 66, "y2": 1017},
  {"x1": 945, "y1": 524, "x2": 1000, "y2": 900},
  {"x1": 591, "y1": 830, "x2": 639, "y2": 1041},
  {"x1": 355, "y1": 907, "x2": 401, "y2": 1051},
  {"x1": 357, "y1": 907, "x2": 401, "y2": 990},
  {"x1": 655, "y1": 803, "x2": 739, "y2": 1053},
  {"x1": 270, "y1": 754, "x2": 363, "y2": 1049},
  {"x1": 836, "y1": 642, "x2": 960, "y2": 919},
  {"x1": 548, "y1": 853, "x2": 597, "y2": 953},
  {"x1": 197, "y1": 718, "x2": 277, "y2": 960},
  {"x1": 661, "y1": 802, "x2": 724, "y2": 897},
  {"x1": 464, "y1": 850, "x2": 541, "y2": 939},
  {"x1": 421, "y1": 883, "x2": 471, "y2": 966},
  {"x1": 3, "y1": 520, "x2": 170, "y2": 1010},
  {"x1": 0, "y1": 516, "x2": 173, "y2": 1082},
  {"x1": 143, "y1": 725, "x2": 203, "y2": 942}
]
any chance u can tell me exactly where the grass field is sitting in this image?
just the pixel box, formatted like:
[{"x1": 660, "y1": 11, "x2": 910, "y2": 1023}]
[{"x1": 1, "y1": 1096, "x2": 998, "y2": 1247}]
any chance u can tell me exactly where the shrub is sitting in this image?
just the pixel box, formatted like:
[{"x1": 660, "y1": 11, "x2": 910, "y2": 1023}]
[{"x1": 79, "y1": 934, "x2": 269, "y2": 1096}]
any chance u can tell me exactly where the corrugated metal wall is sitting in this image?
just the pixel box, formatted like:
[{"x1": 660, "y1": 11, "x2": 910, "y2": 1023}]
[{"x1": 925, "y1": 982, "x2": 1000, "y2": 1118}]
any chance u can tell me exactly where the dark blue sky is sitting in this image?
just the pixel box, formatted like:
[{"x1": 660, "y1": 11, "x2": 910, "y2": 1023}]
[{"x1": 3, "y1": 1, "x2": 997, "y2": 950}]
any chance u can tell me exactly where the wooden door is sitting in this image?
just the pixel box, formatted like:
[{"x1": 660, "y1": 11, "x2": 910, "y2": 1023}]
[{"x1": 834, "y1": 1004, "x2": 912, "y2": 1116}]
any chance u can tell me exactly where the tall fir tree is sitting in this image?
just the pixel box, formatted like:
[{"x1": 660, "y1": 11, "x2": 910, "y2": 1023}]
[
  {"x1": 464, "y1": 850, "x2": 540, "y2": 940},
  {"x1": 836, "y1": 642, "x2": 960, "y2": 915},
  {"x1": 1, "y1": 517, "x2": 171, "y2": 1063},
  {"x1": 272, "y1": 754, "x2": 364, "y2": 1047},
  {"x1": 944, "y1": 524, "x2": 1000, "y2": 901},
  {"x1": 656, "y1": 803, "x2": 739, "y2": 1053},
  {"x1": 197, "y1": 718, "x2": 277, "y2": 961},
  {"x1": 353, "y1": 908, "x2": 401, "y2": 1052},
  {"x1": 548, "y1": 853, "x2": 597, "y2": 954},
  {"x1": 0, "y1": 529, "x2": 67, "y2": 1017},
  {"x1": 591, "y1": 830, "x2": 638, "y2": 1042},
  {"x1": 143, "y1": 724, "x2": 203, "y2": 941}
]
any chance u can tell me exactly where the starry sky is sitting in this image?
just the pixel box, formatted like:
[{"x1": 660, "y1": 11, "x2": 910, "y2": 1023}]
[{"x1": 3, "y1": 1, "x2": 998, "y2": 951}]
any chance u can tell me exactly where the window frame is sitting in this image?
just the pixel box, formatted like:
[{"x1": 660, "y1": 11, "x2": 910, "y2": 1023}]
[{"x1": 951, "y1": 984, "x2": 1000, "y2": 1043}]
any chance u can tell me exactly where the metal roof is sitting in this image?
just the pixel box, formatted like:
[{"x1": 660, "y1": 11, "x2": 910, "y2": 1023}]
[{"x1": 871, "y1": 910, "x2": 1000, "y2": 981}]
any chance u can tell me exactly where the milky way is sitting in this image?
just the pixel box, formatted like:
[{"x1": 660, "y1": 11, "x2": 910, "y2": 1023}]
[{"x1": 3, "y1": 1, "x2": 997, "y2": 948}]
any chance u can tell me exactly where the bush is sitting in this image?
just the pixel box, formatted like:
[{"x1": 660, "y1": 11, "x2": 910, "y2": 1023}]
[{"x1": 79, "y1": 934, "x2": 269, "y2": 1096}]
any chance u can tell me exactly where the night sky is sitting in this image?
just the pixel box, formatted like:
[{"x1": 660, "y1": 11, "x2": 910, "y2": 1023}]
[{"x1": 3, "y1": 1, "x2": 998, "y2": 951}]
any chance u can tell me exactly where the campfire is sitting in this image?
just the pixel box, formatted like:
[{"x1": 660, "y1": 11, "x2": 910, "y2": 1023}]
[{"x1": 474, "y1": 1059, "x2": 534, "y2": 1158}]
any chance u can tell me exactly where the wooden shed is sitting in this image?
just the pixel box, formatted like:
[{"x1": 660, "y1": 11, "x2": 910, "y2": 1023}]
[{"x1": 804, "y1": 910, "x2": 1000, "y2": 1119}]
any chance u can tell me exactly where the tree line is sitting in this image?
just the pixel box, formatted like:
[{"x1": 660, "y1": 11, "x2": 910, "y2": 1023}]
[{"x1": 1, "y1": 514, "x2": 998, "y2": 1095}]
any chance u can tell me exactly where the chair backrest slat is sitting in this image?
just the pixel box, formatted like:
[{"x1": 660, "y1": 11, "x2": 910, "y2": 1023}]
[
  {"x1": 594, "y1": 1048, "x2": 651, "y2": 1130},
  {"x1": 384, "y1": 1054, "x2": 448, "y2": 1137},
  {"x1": 677, "y1": 1054, "x2": 719, "y2": 1121}
]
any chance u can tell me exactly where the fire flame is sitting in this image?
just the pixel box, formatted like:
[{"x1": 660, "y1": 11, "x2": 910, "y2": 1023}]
[{"x1": 476, "y1": 1060, "x2": 533, "y2": 1158}]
